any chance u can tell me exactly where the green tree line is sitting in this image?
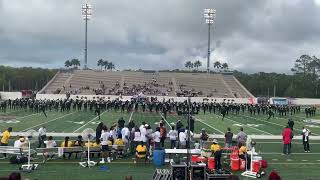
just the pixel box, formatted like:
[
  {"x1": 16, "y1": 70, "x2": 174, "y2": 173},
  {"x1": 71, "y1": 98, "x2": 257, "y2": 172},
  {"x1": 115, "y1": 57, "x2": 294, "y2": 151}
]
[{"x1": 0, "y1": 66, "x2": 57, "y2": 91}]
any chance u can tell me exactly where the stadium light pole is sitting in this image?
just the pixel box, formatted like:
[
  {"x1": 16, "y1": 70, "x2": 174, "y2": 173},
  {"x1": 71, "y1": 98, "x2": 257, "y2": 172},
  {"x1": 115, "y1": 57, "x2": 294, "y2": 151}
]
[
  {"x1": 82, "y1": 1, "x2": 92, "y2": 70},
  {"x1": 204, "y1": 9, "x2": 216, "y2": 74}
]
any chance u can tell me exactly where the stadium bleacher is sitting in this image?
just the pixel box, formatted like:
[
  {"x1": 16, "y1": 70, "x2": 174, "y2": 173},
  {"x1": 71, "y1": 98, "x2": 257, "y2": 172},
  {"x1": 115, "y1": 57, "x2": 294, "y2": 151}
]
[{"x1": 39, "y1": 70, "x2": 253, "y2": 98}]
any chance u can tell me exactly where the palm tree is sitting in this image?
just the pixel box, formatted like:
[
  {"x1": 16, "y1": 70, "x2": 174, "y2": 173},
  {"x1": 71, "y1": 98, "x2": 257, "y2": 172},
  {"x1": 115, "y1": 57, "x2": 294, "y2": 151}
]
[
  {"x1": 97, "y1": 59, "x2": 104, "y2": 70},
  {"x1": 71, "y1": 59, "x2": 81, "y2": 69},
  {"x1": 213, "y1": 61, "x2": 221, "y2": 70},
  {"x1": 193, "y1": 60, "x2": 202, "y2": 71},
  {"x1": 103, "y1": 60, "x2": 109, "y2": 70},
  {"x1": 185, "y1": 61, "x2": 193, "y2": 71},
  {"x1": 221, "y1": 63, "x2": 229, "y2": 71},
  {"x1": 64, "y1": 60, "x2": 72, "y2": 69},
  {"x1": 108, "y1": 62, "x2": 115, "y2": 71}
]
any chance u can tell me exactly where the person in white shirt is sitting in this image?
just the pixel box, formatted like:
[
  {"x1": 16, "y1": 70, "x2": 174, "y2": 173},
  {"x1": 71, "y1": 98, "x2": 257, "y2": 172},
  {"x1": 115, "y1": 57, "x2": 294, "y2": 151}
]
[
  {"x1": 38, "y1": 126, "x2": 47, "y2": 148},
  {"x1": 168, "y1": 126, "x2": 178, "y2": 149},
  {"x1": 185, "y1": 127, "x2": 194, "y2": 148},
  {"x1": 302, "y1": 126, "x2": 311, "y2": 152},
  {"x1": 100, "y1": 125, "x2": 111, "y2": 163},
  {"x1": 145, "y1": 125, "x2": 153, "y2": 150},
  {"x1": 44, "y1": 136, "x2": 57, "y2": 148},
  {"x1": 44, "y1": 136, "x2": 57, "y2": 159},
  {"x1": 14, "y1": 136, "x2": 27, "y2": 148},
  {"x1": 121, "y1": 125, "x2": 130, "y2": 144},
  {"x1": 179, "y1": 130, "x2": 186, "y2": 149},
  {"x1": 133, "y1": 127, "x2": 141, "y2": 154},
  {"x1": 153, "y1": 127, "x2": 161, "y2": 149},
  {"x1": 140, "y1": 124, "x2": 147, "y2": 143}
]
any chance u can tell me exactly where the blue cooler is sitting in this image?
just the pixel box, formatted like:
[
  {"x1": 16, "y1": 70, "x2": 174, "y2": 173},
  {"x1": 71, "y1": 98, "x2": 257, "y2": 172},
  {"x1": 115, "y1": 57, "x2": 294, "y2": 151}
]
[{"x1": 153, "y1": 149, "x2": 165, "y2": 166}]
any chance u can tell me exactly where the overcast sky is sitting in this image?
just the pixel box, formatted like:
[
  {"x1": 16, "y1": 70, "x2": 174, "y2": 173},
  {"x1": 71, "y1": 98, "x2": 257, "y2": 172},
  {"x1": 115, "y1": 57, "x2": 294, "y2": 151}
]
[{"x1": 1, "y1": 0, "x2": 320, "y2": 73}]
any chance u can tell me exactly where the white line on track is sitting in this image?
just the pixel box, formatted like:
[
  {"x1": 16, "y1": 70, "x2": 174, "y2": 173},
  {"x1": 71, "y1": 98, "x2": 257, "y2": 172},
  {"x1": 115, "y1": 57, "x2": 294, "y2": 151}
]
[
  {"x1": 239, "y1": 114, "x2": 320, "y2": 136},
  {"x1": 73, "y1": 111, "x2": 107, "y2": 133},
  {"x1": 159, "y1": 113, "x2": 172, "y2": 128},
  {"x1": 22, "y1": 112, "x2": 76, "y2": 132},
  {"x1": 213, "y1": 114, "x2": 273, "y2": 135},
  {"x1": 194, "y1": 117, "x2": 224, "y2": 134},
  {"x1": 302, "y1": 160, "x2": 308, "y2": 162}
]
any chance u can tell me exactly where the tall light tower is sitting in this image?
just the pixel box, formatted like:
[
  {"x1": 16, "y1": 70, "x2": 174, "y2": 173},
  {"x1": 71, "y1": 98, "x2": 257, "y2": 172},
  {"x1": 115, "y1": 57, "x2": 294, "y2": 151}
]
[
  {"x1": 204, "y1": 9, "x2": 216, "y2": 74},
  {"x1": 82, "y1": 1, "x2": 92, "y2": 70}
]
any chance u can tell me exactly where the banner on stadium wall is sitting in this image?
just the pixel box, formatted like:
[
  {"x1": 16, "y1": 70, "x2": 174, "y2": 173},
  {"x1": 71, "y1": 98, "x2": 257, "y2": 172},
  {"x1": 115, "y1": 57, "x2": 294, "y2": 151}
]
[{"x1": 271, "y1": 98, "x2": 288, "y2": 105}]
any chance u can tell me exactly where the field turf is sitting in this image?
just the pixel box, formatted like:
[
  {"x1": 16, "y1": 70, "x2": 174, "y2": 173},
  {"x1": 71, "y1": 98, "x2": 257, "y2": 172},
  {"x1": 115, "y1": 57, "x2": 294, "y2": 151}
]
[{"x1": 0, "y1": 108, "x2": 320, "y2": 180}]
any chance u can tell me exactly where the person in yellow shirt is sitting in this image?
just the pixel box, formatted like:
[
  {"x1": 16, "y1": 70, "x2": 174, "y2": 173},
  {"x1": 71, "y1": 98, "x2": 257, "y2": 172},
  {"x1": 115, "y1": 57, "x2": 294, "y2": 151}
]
[
  {"x1": 210, "y1": 139, "x2": 222, "y2": 170},
  {"x1": 238, "y1": 142, "x2": 250, "y2": 170},
  {"x1": 134, "y1": 141, "x2": 148, "y2": 163},
  {"x1": 1, "y1": 127, "x2": 12, "y2": 158},
  {"x1": 115, "y1": 135, "x2": 125, "y2": 158},
  {"x1": 61, "y1": 136, "x2": 73, "y2": 159}
]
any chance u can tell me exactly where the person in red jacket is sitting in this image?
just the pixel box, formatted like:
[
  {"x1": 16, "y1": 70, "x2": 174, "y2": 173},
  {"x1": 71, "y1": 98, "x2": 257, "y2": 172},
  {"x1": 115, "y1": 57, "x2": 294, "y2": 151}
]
[
  {"x1": 282, "y1": 126, "x2": 293, "y2": 155},
  {"x1": 268, "y1": 169, "x2": 281, "y2": 180}
]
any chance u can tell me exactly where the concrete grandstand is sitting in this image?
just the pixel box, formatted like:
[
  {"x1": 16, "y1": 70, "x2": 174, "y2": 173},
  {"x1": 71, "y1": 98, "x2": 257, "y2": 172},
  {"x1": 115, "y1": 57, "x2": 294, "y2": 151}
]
[{"x1": 38, "y1": 70, "x2": 253, "y2": 98}]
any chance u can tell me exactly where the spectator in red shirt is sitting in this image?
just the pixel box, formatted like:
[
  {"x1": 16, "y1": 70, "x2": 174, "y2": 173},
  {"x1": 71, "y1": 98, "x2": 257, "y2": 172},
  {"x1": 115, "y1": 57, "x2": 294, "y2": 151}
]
[
  {"x1": 268, "y1": 169, "x2": 281, "y2": 180},
  {"x1": 282, "y1": 126, "x2": 293, "y2": 155}
]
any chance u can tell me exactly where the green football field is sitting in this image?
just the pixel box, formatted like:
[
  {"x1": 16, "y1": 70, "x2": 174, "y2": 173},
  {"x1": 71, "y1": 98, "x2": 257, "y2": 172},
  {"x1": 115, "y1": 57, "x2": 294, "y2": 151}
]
[{"x1": 0, "y1": 108, "x2": 320, "y2": 180}]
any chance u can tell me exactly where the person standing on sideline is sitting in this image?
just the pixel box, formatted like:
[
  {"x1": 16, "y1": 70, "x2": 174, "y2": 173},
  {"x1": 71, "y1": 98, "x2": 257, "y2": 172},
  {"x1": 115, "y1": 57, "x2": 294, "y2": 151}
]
[
  {"x1": 288, "y1": 119, "x2": 294, "y2": 131},
  {"x1": 282, "y1": 126, "x2": 293, "y2": 155},
  {"x1": 225, "y1": 127, "x2": 234, "y2": 148},
  {"x1": 159, "y1": 123, "x2": 167, "y2": 148},
  {"x1": 210, "y1": 139, "x2": 222, "y2": 171},
  {"x1": 1, "y1": 127, "x2": 12, "y2": 158},
  {"x1": 302, "y1": 126, "x2": 311, "y2": 152},
  {"x1": 100, "y1": 125, "x2": 111, "y2": 163},
  {"x1": 179, "y1": 129, "x2": 187, "y2": 149},
  {"x1": 200, "y1": 128, "x2": 209, "y2": 148},
  {"x1": 153, "y1": 127, "x2": 161, "y2": 149},
  {"x1": 236, "y1": 127, "x2": 247, "y2": 146},
  {"x1": 96, "y1": 122, "x2": 104, "y2": 144},
  {"x1": 168, "y1": 126, "x2": 178, "y2": 149},
  {"x1": 38, "y1": 126, "x2": 47, "y2": 148}
]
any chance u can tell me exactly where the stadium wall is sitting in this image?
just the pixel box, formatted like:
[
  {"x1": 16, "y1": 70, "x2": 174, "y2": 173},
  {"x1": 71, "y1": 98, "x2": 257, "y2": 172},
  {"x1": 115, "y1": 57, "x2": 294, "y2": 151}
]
[
  {"x1": 35, "y1": 94, "x2": 256, "y2": 103},
  {"x1": 0, "y1": 92, "x2": 22, "y2": 100},
  {"x1": 270, "y1": 97, "x2": 320, "y2": 106}
]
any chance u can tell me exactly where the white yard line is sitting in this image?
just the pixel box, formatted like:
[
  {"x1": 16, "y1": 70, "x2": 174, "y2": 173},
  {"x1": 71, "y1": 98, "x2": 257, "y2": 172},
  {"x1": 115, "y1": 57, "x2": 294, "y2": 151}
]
[
  {"x1": 128, "y1": 110, "x2": 134, "y2": 122},
  {"x1": 22, "y1": 112, "x2": 76, "y2": 132},
  {"x1": 73, "y1": 111, "x2": 107, "y2": 133},
  {"x1": 194, "y1": 117, "x2": 224, "y2": 134},
  {"x1": 239, "y1": 114, "x2": 320, "y2": 136},
  {"x1": 16, "y1": 113, "x2": 40, "y2": 120},
  {"x1": 213, "y1": 114, "x2": 273, "y2": 135},
  {"x1": 159, "y1": 113, "x2": 172, "y2": 128}
]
